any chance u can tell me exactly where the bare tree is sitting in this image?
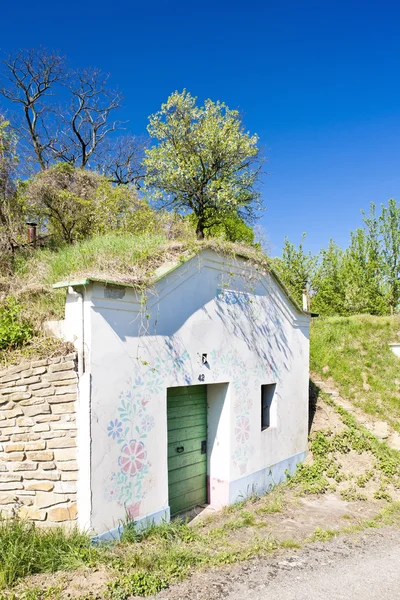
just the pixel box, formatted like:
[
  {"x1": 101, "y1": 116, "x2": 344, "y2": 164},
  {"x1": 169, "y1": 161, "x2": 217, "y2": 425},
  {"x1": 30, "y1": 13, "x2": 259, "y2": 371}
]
[
  {"x1": 0, "y1": 48, "x2": 65, "y2": 171},
  {"x1": 56, "y1": 68, "x2": 123, "y2": 168},
  {"x1": 100, "y1": 134, "x2": 147, "y2": 186}
]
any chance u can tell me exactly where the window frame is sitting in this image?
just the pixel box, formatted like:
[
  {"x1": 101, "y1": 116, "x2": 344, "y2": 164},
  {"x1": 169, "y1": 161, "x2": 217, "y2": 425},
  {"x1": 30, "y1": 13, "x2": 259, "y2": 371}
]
[{"x1": 261, "y1": 383, "x2": 276, "y2": 431}]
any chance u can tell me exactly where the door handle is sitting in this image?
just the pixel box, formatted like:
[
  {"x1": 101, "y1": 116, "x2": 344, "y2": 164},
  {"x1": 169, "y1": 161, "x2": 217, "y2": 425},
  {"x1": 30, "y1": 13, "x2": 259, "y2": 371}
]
[
  {"x1": 176, "y1": 446, "x2": 184, "y2": 453},
  {"x1": 201, "y1": 440, "x2": 206, "y2": 454}
]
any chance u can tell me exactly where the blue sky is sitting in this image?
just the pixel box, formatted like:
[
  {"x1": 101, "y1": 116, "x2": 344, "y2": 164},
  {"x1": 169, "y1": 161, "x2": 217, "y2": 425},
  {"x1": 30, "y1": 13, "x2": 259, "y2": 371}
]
[{"x1": 1, "y1": 0, "x2": 399, "y2": 255}]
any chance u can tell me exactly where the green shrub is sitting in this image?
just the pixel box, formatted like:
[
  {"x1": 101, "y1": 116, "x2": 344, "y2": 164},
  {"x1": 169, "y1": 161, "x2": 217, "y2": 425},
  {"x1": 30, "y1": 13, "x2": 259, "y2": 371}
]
[{"x1": 0, "y1": 297, "x2": 33, "y2": 350}]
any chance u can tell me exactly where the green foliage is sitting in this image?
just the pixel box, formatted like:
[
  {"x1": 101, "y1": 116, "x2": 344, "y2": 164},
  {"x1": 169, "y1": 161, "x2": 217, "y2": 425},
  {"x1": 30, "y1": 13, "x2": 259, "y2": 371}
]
[
  {"x1": 0, "y1": 516, "x2": 97, "y2": 588},
  {"x1": 107, "y1": 571, "x2": 168, "y2": 599},
  {"x1": 144, "y1": 90, "x2": 263, "y2": 239},
  {"x1": 0, "y1": 297, "x2": 33, "y2": 350},
  {"x1": 281, "y1": 199, "x2": 400, "y2": 316},
  {"x1": 273, "y1": 233, "x2": 315, "y2": 306},
  {"x1": 187, "y1": 212, "x2": 256, "y2": 244}
]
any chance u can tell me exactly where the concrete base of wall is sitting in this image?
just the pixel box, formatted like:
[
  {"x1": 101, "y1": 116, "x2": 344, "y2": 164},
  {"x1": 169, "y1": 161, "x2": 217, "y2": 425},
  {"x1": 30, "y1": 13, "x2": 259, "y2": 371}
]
[
  {"x1": 228, "y1": 451, "x2": 307, "y2": 504},
  {"x1": 92, "y1": 506, "x2": 170, "y2": 543}
]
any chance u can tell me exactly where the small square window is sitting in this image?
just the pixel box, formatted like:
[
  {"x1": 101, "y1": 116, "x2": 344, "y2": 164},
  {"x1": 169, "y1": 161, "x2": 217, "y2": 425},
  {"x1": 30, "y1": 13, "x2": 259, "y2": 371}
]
[{"x1": 261, "y1": 384, "x2": 276, "y2": 430}]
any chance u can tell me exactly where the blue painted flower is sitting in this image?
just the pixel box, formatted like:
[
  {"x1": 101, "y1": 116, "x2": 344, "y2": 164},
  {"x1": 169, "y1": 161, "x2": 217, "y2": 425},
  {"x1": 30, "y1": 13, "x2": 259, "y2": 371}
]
[
  {"x1": 141, "y1": 415, "x2": 155, "y2": 432},
  {"x1": 107, "y1": 419, "x2": 123, "y2": 439}
]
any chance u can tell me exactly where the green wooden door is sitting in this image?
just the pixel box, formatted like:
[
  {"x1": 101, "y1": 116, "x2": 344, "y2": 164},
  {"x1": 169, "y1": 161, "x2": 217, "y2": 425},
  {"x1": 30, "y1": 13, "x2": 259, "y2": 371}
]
[{"x1": 167, "y1": 385, "x2": 207, "y2": 516}]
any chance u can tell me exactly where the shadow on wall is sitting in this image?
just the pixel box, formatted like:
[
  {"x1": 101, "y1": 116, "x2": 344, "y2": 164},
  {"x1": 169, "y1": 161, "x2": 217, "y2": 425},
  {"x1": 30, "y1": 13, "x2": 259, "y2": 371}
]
[
  {"x1": 93, "y1": 257, "x2": 299, "y2": 383},
  {"x1": 308, "y1": 379, "x2": 320, "y2": 434}
]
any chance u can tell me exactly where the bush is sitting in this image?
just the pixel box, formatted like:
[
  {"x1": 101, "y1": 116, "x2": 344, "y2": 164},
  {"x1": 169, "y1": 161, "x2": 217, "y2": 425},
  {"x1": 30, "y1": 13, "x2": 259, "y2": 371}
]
[{"x1": 0, "y1": 297, "x2": 33, "y2": 350}]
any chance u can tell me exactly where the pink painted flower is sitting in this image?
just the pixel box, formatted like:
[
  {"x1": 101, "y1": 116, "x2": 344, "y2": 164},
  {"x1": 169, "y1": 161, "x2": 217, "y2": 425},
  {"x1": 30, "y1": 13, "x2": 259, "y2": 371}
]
[
  {"x1": 127, "y1": 502, "x2": 141, "y2": 519},
  {"x1": 235, "y1": 416, "x2": 250, "y2": 443},
  {"x1": 119, "y1": 440, "x2": 147, "y2": 476}
]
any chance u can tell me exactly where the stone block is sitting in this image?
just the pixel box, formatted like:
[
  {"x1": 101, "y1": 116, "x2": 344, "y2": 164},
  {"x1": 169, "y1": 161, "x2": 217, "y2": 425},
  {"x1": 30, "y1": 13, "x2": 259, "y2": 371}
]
[
  {"x1": 26, "y1": 451, "x2": 54, "y2": 462},
  {"x1": 61, "y1": 471, "x2": 77, "y2": 481},
  {"x1": 24, "y1": 404, "x2": 50, "y2": 417},
  {"x1": 30, "y1": 359, "x2": 49, "y2": 368},
  {"x1": 47, "y1": 503, "x2": 77, "y2": 522},
  {"x1": 16, "y1": 377, "x2": 41, "y2": 386},
  {"x1": 53, "y1": 448, "x2": 75, "y2": 461},
  {"x1": 23, "y1": 471, "x2": 60, "y2": 481},
  {"x1": 0, "y1": 482, "x2": 24, "y2": 490},
  {"x1": 18, "y1": 507, "x2": 47, "y2": 521},
  {"x1": 35, "y1": 415, "x2": 60, "y2": 423},
  {"x1": 8, "y1": 392, "x2": 32, "y2": 402},
  {"x1": 0, "y1": 452, "x2": 25, "y2": 461},
  {"x1": 1, "y1": 408, "x2": 23, "y2": 419},
  {"x1": 32, "y1": 423, "x2": 50, "y2": 433},
  {"x1": 17, "y1": 417, "x2": 35, "y2": 427},
  {"x1": 4, "y1": 443, "x2": 25, "y2": 452},
  {"x1": 0, "y1": 364, "x2": 28, "y2": 378},
  {"x1": 0, "y1": 494, "x2": 16, "y2": 505},
  {"x1": 51, "y1": 403, "x2": 76, "y2": 415},
  {"x1": 41, "y1": 461, "x2": 56, "y2": 470},
  {"x1": 20, "y1": 367, "x2": 47, "y2": 378},
  {"x1": 31, "y1": 382, "x2": 51, "y2": 391},
  {"x1": 53, "y1": 380, "x2": 77, "y2": 388},
  {"x1": 58, "y1": 461, "x2": 78, "y2": 471},
  {"x1": 12, "y1": 462, "x2": 37, "y2": 472},
  {"x1": 21, "y1": 397, "x2": 46, "y2": 406},
  {"x1": 49, "y1": 361, "x2": 75, "y2": 373},
  {"x1": 45, "y1": 371, "x2": 77, "y2": 382},
  {"x1": 53, "y1": 422, "x2": 76, "y2": 431},
  {"x1": 25, "y1": 441, "x2": 46, "y2": 451},
  {"x1": 12, "y1": 433, "x2": 40, "y2": 442},
  {"x1": 32, "y1": 388, "x2": 55, "y2": 397},
  {"x1": 54, "y1": 481, "x2": 76, "y2": 494},
  {"x1": 0, "y1": 385, "x2": 27, "y2": 394},
  {"x1": 36, "y1": 491, "x2": 70, "y2": 509},
  {"x1": 26, "y1": 482, "x2": 54, "y2": 492},
  {"x1": 1, "y1": 373, "x2": 24, "y2": 384},
  {"x1": 48, "y1": 438, "x2": 76, "y2": 449},
  {"x1": 48, "y1": 394, "x2": 77, "y2": 404},
  {"x1": 0, "y1": 473, "x2": 22, "y2": 482},
  {"x1": 41, "y1": 431, "x2": 66, "y2": 439}
]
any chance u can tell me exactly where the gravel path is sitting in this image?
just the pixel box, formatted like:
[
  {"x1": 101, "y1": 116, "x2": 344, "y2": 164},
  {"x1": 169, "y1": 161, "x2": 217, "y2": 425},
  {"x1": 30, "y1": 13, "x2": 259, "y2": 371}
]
[{"x1": 154, "y1": 527, "x2": 400, "y2": 600}]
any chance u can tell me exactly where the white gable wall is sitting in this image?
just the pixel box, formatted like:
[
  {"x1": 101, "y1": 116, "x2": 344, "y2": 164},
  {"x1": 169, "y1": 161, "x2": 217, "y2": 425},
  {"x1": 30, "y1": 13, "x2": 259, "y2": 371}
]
[{"x1": 70, "y1": 250, "x2": 310, "y2": 536}]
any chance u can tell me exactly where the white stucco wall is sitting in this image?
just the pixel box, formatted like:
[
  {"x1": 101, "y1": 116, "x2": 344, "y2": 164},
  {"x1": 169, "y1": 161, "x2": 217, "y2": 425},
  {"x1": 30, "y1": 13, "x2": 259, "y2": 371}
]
[{"x1": 66, "y1": 250, "x2": 311, "y2": 535}]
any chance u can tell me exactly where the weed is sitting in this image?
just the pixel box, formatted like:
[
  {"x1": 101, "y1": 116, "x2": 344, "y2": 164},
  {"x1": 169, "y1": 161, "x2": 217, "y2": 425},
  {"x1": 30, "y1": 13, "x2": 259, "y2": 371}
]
[
  {"x1": 308, "y1": 528, "x2": 337, "y2": 542},
  {"x1": 107, "y1": 571, "x2": 168, "y2": 599},
  {"x1": 340, "y1": 486, "x2": 367, "y2": 502}
]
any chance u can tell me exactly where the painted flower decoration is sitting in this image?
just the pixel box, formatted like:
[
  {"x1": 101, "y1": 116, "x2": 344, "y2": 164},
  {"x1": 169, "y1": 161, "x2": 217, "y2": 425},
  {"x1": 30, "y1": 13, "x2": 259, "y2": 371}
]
[
  {"x1": 126, "y1": 502, "x2": 141, "y2": 519},
  {"x1": 107, "y1": 419, "x2": 123, "y2": 439},
  {"x1": 119, "y1": 440, "x2": 147, "y2": 476},
  {"x1": 235, "y1": 416, "x2": 250, "y2": 443},
  {"x1": 141, "y1": 415, "x2": 155, "y2": 432}
]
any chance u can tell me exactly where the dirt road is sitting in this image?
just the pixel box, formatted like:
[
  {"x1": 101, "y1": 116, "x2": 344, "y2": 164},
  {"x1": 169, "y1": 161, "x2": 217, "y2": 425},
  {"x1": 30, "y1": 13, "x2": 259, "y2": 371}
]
[{"x1": 154, "y1": 527, "x2": 400, "y2": 600}]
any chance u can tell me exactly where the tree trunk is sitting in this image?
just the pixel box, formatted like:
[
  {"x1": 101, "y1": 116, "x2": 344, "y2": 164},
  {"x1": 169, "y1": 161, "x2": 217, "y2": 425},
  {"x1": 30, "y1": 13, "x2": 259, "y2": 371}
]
[{"x1": 196, "y1": 218, "x2": 205, "y2": 240}]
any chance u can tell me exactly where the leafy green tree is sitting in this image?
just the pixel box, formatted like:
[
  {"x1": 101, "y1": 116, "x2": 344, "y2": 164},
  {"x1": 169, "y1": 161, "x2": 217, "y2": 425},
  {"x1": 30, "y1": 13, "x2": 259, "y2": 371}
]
[
  {"x1": 274, "y1": 234, "x2": 316, "y2": 307},
  {"x1": 341, "y1": 227, "x2": 387, "y2": 315},
  {"x1": 144, "y1": 90, "x2": 263, "y2": 239},
  {"x1": 312, "y1": 240, "x2": 345, "y2": 315},
  {"x1": 379, "y1": 199, "x2": 400, "y2": 314}
]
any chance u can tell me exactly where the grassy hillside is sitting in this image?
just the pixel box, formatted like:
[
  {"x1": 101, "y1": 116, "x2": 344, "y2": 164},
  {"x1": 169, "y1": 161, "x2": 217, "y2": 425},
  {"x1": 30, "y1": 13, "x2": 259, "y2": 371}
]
[{"x1": 311, "y1": 316, "x2": 400, "y2": 429}]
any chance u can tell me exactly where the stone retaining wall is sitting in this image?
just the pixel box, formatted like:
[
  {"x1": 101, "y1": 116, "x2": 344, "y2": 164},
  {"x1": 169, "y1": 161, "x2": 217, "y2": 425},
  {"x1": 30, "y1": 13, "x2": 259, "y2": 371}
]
[{"x1": 0, "y1": 354, "x2": 78, "y2": 524}]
